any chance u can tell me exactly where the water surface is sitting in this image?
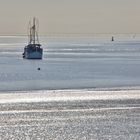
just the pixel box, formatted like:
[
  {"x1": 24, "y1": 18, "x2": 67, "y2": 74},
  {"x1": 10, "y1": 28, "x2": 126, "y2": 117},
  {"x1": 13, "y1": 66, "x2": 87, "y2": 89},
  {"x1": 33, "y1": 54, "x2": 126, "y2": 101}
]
[{"x1": 0, "y1": 35, "x2": 140, "y2": 91}]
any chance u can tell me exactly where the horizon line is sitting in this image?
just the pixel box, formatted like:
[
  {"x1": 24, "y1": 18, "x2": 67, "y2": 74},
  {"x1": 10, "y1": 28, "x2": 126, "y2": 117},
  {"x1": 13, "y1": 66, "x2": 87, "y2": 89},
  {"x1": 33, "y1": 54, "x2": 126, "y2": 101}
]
[{"x1": 0, "y1": 33, "x2": 140, "y2": 36}]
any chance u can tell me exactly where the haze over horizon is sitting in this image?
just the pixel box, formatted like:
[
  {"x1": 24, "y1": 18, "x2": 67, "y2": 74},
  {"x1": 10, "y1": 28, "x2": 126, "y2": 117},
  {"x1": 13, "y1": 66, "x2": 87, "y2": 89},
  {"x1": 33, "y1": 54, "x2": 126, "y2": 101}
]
[{"x1": 0, "y1": 0, "x2": 140, "y2": 35}]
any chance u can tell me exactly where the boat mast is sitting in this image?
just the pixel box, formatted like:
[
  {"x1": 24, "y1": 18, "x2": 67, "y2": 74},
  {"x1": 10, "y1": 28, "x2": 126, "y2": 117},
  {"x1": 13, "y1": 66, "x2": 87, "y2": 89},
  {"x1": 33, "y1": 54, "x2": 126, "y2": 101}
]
[
  {"x1": 28, "y1": 17, "x2": 39, "y2": 45},
  {"x1": 29, "y1": 24, "x2": 32, "y2": 44},
  {"x1": 33, "y1": 17, "x2": 36, "y2": 44}
]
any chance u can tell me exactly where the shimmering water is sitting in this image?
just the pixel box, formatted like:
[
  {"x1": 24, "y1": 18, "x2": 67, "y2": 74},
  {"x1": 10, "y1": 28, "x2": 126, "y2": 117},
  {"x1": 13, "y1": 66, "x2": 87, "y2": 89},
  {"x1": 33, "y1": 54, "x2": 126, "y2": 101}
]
[{"x1": 0, "y1": 94, "x2": 140, "y2": 140}]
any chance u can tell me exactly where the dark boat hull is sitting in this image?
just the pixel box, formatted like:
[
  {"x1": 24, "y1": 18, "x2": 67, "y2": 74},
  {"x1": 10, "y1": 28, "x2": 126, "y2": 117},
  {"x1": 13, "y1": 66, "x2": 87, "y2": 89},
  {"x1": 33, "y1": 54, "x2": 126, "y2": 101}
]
[{"x1": 23, "y1": 44, "x2": 43, "y2": 59}]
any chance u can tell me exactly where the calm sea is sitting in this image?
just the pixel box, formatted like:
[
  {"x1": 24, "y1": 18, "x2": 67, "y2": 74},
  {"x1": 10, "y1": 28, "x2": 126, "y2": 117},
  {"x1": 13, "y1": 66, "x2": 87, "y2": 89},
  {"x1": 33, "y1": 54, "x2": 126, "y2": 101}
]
[{"x1": 0, "y1": 35, "x2": 140, "y2": 91}]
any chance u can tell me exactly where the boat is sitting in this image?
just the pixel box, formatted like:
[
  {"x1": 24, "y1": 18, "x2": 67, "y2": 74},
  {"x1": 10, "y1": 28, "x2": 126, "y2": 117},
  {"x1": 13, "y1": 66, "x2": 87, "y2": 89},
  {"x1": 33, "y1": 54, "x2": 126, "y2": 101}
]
[{"x1": 23, "y1": 18, "x2": 43, "y2": 59}]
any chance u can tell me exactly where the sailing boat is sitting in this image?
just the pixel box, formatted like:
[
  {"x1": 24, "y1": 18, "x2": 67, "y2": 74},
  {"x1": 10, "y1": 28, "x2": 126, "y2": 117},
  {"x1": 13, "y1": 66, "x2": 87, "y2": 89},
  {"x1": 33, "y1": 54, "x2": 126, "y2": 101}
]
[{"x1": 23, "y1": 18, "x2": 43, "y2": 59}]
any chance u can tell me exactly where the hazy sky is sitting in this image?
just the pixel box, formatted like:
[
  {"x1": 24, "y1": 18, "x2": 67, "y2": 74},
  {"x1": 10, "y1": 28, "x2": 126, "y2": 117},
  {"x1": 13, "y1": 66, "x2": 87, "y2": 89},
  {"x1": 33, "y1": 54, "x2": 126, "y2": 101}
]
[{"x1": 0, "y1": 0, "x2": 140, "y2": 35}]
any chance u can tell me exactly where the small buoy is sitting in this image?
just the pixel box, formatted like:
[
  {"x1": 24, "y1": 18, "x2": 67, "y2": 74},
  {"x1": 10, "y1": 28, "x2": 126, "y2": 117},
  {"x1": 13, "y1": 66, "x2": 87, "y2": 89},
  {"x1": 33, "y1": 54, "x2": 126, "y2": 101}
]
[
  {"x1": 37, "y1": 67, "x2": 41, "y2": 70},
  {"x1": 111, "y1": 36, "x2": 114, "y2": 42}
]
